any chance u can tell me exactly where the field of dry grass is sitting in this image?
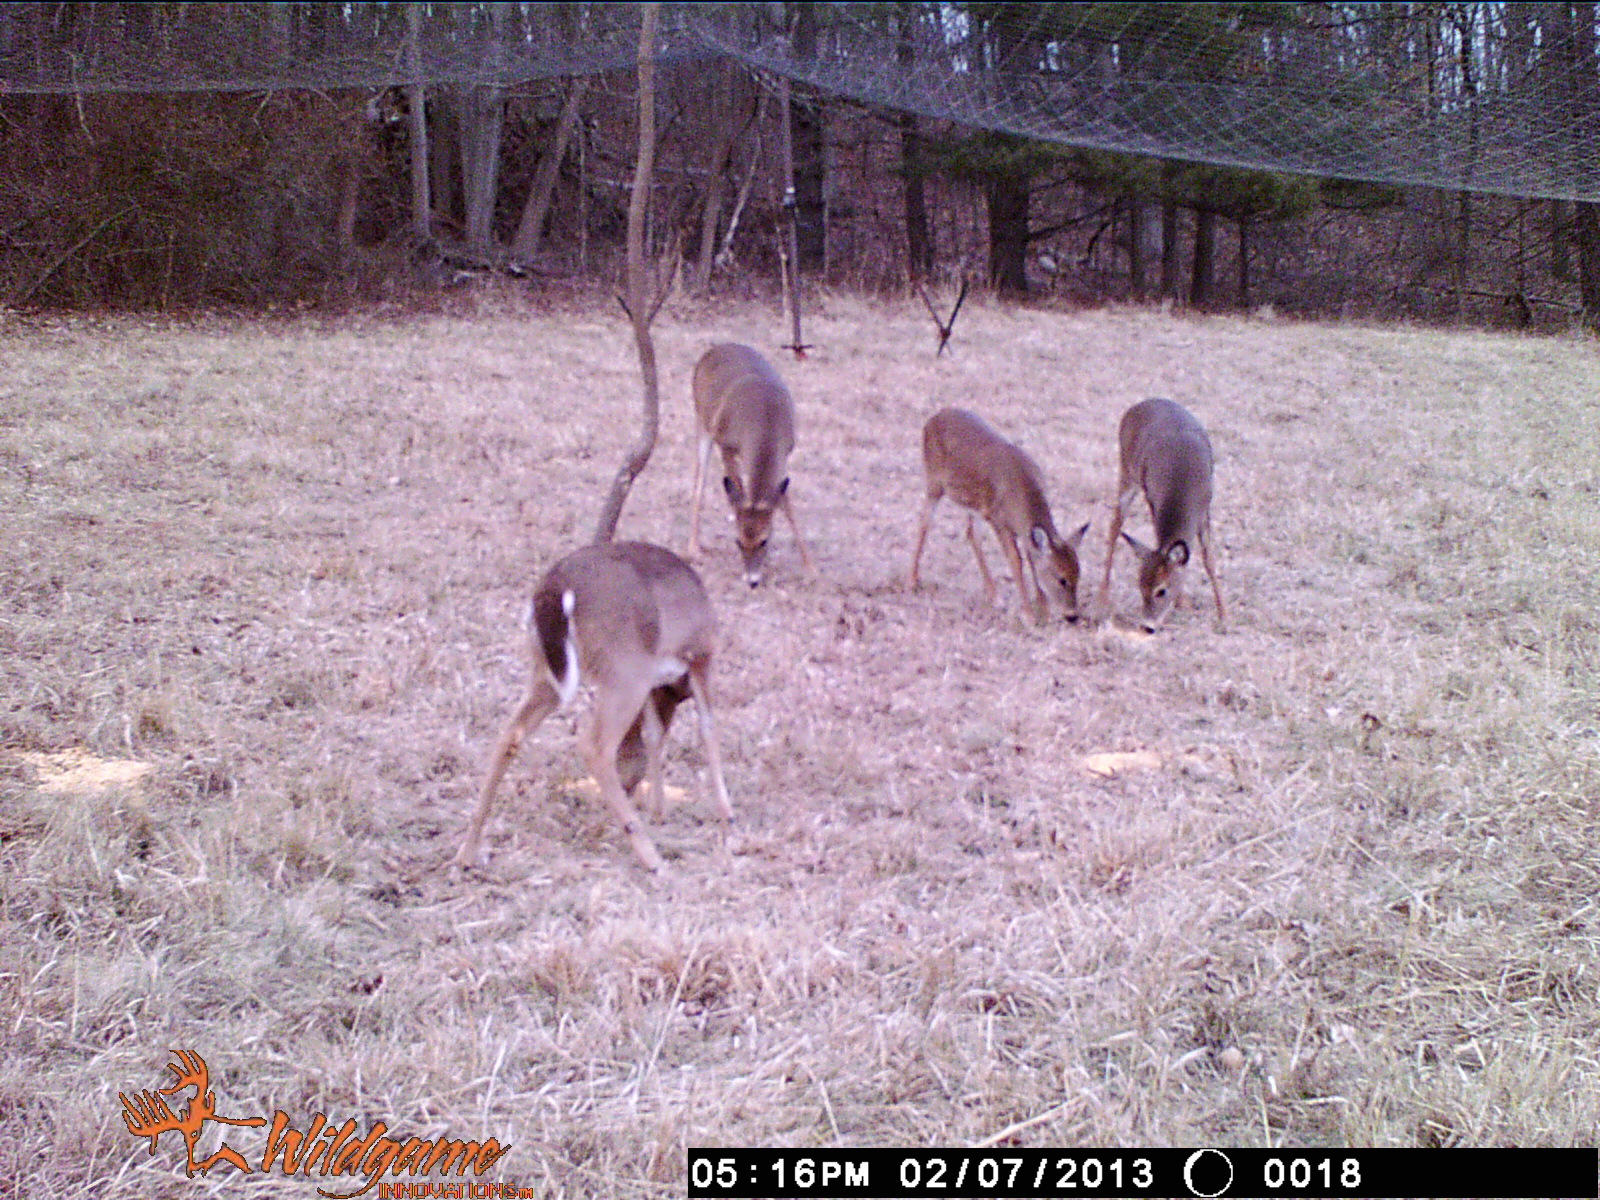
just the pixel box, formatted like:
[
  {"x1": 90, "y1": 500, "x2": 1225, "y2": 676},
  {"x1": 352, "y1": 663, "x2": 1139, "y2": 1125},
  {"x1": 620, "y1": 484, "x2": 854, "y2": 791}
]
[{"x1": 3, "y1": 290, "x2": 1598, "y2": 1197}]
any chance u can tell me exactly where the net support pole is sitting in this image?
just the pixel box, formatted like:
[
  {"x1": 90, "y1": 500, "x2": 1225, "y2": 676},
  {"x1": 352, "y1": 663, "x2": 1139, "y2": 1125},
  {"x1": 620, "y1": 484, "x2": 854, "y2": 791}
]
[{"x1": 778, "y1": 73, "x2": 807, "y2": 358}]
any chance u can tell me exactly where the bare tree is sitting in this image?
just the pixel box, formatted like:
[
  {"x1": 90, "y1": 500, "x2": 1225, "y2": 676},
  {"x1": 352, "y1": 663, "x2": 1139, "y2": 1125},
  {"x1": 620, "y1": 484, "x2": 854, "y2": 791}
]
[
  {"x1": 690, "y1": 59, "x2": 747, "y2": 294},
  {"x1": 406, "y1": 2, "x2": 431, "y2": 244},
  {"x1": 1569, "y1": 1, "x2": 1600, "y2": 325},
  {"x1": 461, "y1": 4, "x2": 508, "y2": 256},
  {"x1": 897, "y1": 3, "x2": 932, "y2": 282},
  {"x1": 593, "y1": 2, "x2": 662, "y2": 544},
  {"x1": 510, "y1": 75, "x2": 591, "y2": 264},
  {"x1": 1190, "y1": 206, "x2": 1217, "y2": 308}
]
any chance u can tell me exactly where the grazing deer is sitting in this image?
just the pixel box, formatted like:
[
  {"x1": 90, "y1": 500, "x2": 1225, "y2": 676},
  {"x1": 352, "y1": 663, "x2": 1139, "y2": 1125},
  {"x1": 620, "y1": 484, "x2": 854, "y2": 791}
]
[
  {"x1": 909, "y1": 407, "x2": 1089, "y2": 624},
  {"x1": 688, "y1": 343, "x2": 813, "y2": 587},
  {"x1": 455, "y1": 541, "x2": 732, "y2": 873},
  {"x1": 1098, "y1": 397, "x2": 1226, "y2": 632}
]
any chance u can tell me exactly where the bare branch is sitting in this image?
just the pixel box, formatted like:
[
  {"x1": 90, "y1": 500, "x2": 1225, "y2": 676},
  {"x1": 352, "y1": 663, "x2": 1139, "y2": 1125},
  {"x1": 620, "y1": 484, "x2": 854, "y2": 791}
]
[{"x1": 916, "y1": 274, "x2": 970, "y2": 356}]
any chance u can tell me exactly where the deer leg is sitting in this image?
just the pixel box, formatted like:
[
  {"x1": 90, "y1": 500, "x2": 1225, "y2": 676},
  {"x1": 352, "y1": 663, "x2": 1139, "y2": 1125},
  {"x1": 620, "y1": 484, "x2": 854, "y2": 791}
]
[
  {"x1": 1022, "y1": 541, "x2": 1054, "y2": 624},
  {"x1": 688, "y1": 430, "x2": 715, "y2": 557},
  {"x1": 965, "y1": 516, "x2": 998, "y2": 607},
  {"x1": 779, "y1": 491, "x2": 814, "y2": 572},
  {"x1": 455, "y1": 676, "x2": 561, "y2": 866},
  {"x1": 909, "y1": 493, "x2": 939, "y2": 589},
  {"x1": 1198, "y1": 518, "x2": 1226, "y2": 632},
  {"x1": 1098, "y1": 485, "x2": 1136, "y2": 611},
  {"x1": 640, "y1": 686, "x2": 674, "y2": 823},
  {"x1": 617, "y1": 710, "x2": 650, "y2": 796},
  {"x1": 584, "y1": 673, "x2": 665, "y2": 872},
  {"x1": 687, "y1": 659, "x2": 733, "y2": 821},
  {"x1": 619, "y1": 683, "x2": 685, "y2": 820},
  {"x1": 996, "y1": 527, "x2": 1042, "y2": 623}
]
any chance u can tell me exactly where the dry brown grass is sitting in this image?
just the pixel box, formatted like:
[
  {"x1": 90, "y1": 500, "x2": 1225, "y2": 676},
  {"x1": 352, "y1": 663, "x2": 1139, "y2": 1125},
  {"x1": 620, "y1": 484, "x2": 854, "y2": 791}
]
[{"x1": 3, "y1": 291, "x2": 1598, "y2": 1196}]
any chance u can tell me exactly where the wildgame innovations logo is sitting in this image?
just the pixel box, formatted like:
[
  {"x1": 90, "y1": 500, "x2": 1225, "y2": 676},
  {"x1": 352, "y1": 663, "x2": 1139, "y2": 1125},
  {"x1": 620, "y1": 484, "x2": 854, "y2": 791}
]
[{"x1": 119, "y1": 1049, "x2": 523, "y2": 1197}]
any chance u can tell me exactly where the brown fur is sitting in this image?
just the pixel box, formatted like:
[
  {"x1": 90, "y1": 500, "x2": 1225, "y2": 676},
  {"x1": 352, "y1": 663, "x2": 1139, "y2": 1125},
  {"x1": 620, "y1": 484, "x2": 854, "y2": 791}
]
[
  {"x1": 688, "y1": 343, "x2": 813, "y2": 586},
  {"x1": 910, "y1": 407, "x2": 1088, "y2": 623},
  {"x1": 1099, "y1": 397, "x2": 1226, "y2": 631},
  {"x1": 456, "y1": 541, "x2": 732, "y2": 872}
]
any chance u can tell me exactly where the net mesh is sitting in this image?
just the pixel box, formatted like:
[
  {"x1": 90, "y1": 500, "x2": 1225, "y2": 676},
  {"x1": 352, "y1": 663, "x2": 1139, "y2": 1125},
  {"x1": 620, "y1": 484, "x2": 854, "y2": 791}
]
[{"x1": 1, "y1": 3, "x2": 1598, "y2": 202}]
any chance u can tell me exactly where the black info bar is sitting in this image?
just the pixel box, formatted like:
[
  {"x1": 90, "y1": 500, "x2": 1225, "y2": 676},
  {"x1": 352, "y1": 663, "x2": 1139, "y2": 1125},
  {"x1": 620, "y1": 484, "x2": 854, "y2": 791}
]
[{"x1": 688, "y1": 1146, "x2": 1597, "y2": 1198}]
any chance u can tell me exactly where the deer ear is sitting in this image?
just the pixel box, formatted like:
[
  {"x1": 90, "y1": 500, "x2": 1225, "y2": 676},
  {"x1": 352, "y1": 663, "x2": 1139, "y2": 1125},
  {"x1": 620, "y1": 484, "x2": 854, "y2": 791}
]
[
  {"x1": 722, "y1": 476, "x2": 742, "y2": 502},
  {"x1": 777, "y1": 477, "x2": 790, "y2": 498},
  {"x1": 1066, "y1": 521, "x2": 1089, "y2": 550},
  {"x1": 1167, "y1": 540, "x2": 1191, "y2": 566},
  {"x1": 1031, "y1": 525, "x2": 1050, "y2": 552}
]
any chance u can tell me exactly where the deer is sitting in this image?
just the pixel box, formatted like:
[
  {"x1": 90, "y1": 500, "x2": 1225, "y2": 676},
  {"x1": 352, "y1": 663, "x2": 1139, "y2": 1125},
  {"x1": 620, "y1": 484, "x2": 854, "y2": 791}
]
[
  {"x1": 688, "y1": 343, "x2": 813, "y2": 587},
  {"x1": 1098, "y1": 397, "x2": 1226, "y2": 632},
  {"x1": 909, "y1": 407, "x2": 1090, "y2": 624},
  {"x1": 454, "y1": 541, "x2": 732, "y2": 874}
]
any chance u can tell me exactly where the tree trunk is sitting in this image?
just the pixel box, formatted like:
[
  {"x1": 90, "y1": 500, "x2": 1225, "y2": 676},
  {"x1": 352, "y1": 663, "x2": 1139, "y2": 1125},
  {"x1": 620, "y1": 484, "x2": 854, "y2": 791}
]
[
  {"x1": 593, "y1": 3, "x2": 661, "y2": 544},
  {"x1": 1577, "y1": 202, "x2": 1600, "y2": 329},
  {"x1": 1128, "y1": 196, "x2": 1146, "y2": 299},
  {"x1": 899, "y1": 112, "x2": 932, "y2": 282},
  {"x1": 714, "y1": 105, "x2": 764, "y2": 274},
  {"x1": 430, "y1": 89, "x2": 461, "y2": 233},
  {"x1": 510, "y1": 76, "x2": 590, "y2": 263},
  {"x1": 986, "y1": 173, "x2": 1029, "y2": 298},
  {"x1": 691, "y1": 61, "x2": 740, "y2": 294},
  {"x1": 461, "y1": 84, "x2": 505, "y2": 254},
  {"x1": 405, "y1": 3, "x2": 431, "y2": 243},
  {"x1": 1572, "y1": 3, "x2": 1600, "y2": 327},
  {"x1": 334, "y1": 155, "x2": 359, "y2": 272},
  {"x1": 1160, "y1": 161, "x2": 1180, "y2": 300},
  {"x1": 1191, "y1": 207, "x2": 1216, "y2": 309},
  {"x1": 1550, "y1": 200, "x2": 1571, "y2": 280},
  {"x1": 897, "y1": 6, "x2": 932, "y2": 282},
  {"x1": 1236, "y1": 217, "x2": 1249, "y2": 308},
  {"x1": 460, "y1": 5, "x2": 507, "y2": 256}
]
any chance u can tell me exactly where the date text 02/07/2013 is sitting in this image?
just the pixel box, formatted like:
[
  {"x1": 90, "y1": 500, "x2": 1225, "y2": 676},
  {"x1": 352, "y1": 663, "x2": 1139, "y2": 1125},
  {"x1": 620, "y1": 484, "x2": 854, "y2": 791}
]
[{"x1": 686, "y1": 1146, "x2": 1600, "y2": 1198}]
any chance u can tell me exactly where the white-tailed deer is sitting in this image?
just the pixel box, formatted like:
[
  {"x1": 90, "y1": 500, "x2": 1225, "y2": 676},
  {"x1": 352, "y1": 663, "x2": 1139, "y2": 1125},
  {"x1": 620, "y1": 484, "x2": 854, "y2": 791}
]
[
  {"x1": 688, "y1": 343, "x2": 813, "y2": 587},
  {"x1": 909, "y1": 407, "x2": 1089, "y2": 624},
  {"x1": 455, "y1": 541, "x2": 732, "y2": 873},
  {"x1": 1098, "y1": 397, "x2": 1226, "y2": 632}
]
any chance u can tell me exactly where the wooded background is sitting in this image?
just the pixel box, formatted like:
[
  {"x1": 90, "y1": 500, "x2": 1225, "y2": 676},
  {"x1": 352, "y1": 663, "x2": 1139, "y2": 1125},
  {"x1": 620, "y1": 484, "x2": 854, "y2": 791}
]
[{"x1": 3, "y1": 2, "x2": 1599, "y2": 328}]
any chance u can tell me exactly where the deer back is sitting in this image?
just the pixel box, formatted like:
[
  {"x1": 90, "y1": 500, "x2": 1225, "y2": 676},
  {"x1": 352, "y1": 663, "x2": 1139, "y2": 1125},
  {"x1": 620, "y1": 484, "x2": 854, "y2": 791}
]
[
  {"x1": 1120, "y1": 397, "x2": 1214, "y2": 553},
  {"x1": 923, "y1": 407, "x2": 1058, "y2": 541},
  {"x1": 615, "y1": 541, "x2": 717, "y2": 666},
  {"x1": 693, "y1": 343, "x2": 797, "y2": 507},
  {"x1": 531, "y1": 542, "x2": 715, "y2": 698}
]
